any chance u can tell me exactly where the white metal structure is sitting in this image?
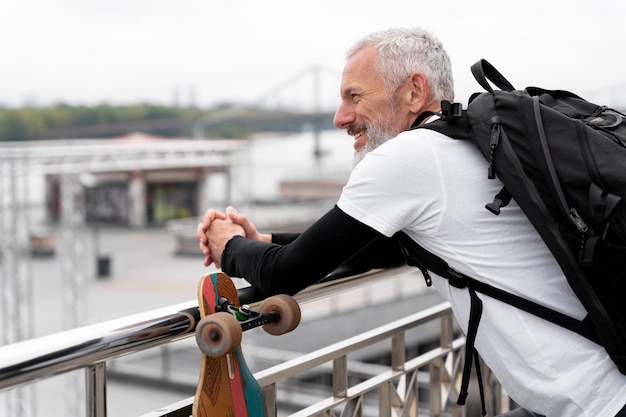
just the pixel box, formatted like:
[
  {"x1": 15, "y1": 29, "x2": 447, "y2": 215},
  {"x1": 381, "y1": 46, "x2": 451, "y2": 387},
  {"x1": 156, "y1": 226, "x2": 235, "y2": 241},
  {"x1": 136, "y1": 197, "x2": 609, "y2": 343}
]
[{"x1": 0, "y1": 138, "x2": 248, "y2": 416}]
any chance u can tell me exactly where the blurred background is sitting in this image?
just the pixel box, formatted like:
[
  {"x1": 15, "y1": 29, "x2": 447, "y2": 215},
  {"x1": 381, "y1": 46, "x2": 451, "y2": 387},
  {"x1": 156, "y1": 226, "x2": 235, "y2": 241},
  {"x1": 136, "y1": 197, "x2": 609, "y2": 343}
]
[
  {"x1": 1, "y1": 0, "x2": 626, "y2": 416},
  {"x1": 2, "y1": 0, "x2": 626, "y2": 109}
]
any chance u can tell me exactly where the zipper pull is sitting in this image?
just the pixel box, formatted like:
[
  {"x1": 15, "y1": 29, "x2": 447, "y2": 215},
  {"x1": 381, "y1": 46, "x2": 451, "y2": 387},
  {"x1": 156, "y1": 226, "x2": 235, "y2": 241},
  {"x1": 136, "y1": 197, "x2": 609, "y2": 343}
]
[
  {"x1": 569, "y1": 208, "x2": 589, "y2": 234},
  {"x1": 488, "y1": 124, "x2": 501, "y2": 179},
  {"x1": 420, "y1": 268, "x2": 433, "y2": 287}
]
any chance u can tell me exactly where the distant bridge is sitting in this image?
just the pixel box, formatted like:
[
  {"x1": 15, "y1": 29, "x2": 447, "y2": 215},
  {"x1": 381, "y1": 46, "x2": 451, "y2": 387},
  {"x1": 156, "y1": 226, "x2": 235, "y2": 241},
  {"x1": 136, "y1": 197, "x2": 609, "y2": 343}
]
[{"x1": 36, "y1": 65, "x2": 342, "y2": 140}]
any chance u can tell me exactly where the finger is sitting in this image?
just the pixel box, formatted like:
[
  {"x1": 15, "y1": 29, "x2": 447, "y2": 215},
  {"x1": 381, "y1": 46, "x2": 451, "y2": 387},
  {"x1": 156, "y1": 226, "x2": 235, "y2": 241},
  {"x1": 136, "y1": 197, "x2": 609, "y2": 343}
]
[
  {"x1": 242, "y1": 220, "x2": 257, "y2": 237},
  {"x1": 198, "y1": 209, "x2": 227, "y2": 244},
  {"x1": 227, "y1": 208, "x2": 241, "y2": 223},
  {"x1": 201, "y1": 209, "x2": 227, "y2": 225},
  {"x1": 196, "y1": 223, "x2": 208, "y2": 243},
  {"x1": 228, "y1": 208, "x2": 255, "y2": 232},
  {"x1": 199, "y1": 240, "x2": 210, "y2": 256},
  {"x1": 200, "y1": 209, "x2": 215, "y2": 225},
  {"x1": 228, "y1": 209, "x2": 244, "y2": 224}
]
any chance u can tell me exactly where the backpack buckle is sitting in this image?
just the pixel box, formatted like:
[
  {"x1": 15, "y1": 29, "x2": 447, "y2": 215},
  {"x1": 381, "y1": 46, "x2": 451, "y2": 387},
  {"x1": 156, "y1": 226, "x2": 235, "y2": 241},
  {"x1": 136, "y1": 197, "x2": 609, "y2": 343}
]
[
  {"x1": 440, "y1": 100, "x2": 463, "y2": 119},
  {"x1": 447, "y1": 269, "x2": 468, "y2": 289}
]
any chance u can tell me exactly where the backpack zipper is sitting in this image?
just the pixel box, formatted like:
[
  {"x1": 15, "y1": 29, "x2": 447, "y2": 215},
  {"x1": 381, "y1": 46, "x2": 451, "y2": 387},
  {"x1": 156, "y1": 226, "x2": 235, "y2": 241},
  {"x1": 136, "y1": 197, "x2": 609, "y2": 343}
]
[
  {"x1": 488, "y1": 123, "x2": 500, "y2": 179},
  {"x1": 532, "y1": 97, "x2": 590, "y2": 236}
]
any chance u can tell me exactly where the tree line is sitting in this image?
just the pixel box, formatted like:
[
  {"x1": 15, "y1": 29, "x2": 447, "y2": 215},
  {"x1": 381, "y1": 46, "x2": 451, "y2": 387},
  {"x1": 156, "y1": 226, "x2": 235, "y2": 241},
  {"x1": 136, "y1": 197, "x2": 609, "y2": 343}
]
[{"x1": 0, "y1": 103, "x2": 217, "y2": 141}]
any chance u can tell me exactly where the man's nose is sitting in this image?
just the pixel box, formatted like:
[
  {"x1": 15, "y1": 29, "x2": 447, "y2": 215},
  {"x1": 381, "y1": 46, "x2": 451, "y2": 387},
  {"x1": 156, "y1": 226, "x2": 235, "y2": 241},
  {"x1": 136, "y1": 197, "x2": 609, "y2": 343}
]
[{"x1": 333, "y1": 101, "x2": 354, "y2": 129}]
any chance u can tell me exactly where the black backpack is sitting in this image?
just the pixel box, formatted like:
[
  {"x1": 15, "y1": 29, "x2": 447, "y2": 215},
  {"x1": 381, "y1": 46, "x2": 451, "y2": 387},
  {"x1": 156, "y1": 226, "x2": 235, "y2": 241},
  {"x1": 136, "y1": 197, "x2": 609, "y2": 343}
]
[{"x1": 398, "y1": 59, "x2": 626, "y2": 410}]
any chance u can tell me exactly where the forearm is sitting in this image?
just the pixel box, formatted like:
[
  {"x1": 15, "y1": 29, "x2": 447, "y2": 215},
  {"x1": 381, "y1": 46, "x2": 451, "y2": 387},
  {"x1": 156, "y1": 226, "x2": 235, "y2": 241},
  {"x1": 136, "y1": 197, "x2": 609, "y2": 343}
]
[
  {"x1": 270, "y1": 230, "x2": 403, "y2": 276},
  {"x1": 220, "y1": 206, "x2": 389, "y2": 296},
  {"x1": 271, "y1": 232, "x2": 300, "y2": 245}
]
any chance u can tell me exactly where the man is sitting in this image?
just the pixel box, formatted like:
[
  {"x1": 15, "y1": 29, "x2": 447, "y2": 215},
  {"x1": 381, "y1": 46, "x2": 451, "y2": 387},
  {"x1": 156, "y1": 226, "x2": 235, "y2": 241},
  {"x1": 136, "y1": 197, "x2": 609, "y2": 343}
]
[{"x1": 197, "y1": 27, "x2": 626, "y2": 416}]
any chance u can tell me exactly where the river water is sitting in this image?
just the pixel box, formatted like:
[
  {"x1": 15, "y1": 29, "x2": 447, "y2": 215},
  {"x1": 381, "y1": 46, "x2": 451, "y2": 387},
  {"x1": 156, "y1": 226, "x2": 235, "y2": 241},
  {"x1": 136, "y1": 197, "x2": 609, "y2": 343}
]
[{"x1": 244, "y1": 128, "x2": 354, "y2": 202}]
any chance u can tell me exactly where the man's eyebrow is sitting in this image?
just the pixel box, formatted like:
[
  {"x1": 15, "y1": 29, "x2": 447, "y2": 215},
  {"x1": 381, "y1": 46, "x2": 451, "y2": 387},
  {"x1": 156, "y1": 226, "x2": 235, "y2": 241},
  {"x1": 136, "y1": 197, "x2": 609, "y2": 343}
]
[{"x1": 341, "y1": 85, "x2": 365, "y2": 96}]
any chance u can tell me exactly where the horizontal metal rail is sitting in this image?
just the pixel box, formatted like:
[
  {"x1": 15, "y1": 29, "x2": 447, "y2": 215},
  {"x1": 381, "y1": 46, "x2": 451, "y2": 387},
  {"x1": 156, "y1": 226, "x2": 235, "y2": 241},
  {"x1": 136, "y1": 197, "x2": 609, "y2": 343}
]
[
  {"x1": 0, "y1": 302, "x2": 198, "y2": 393},
  {"x1": 143, "y1": 299, "x2": 510, "y2": 417},
  {"x1": 255, "y1": 302, "x2": 465, "y2": 417},
  {"x1": 0, "y1": 266, "x2": 511, "y2": 416},
  {"x1": 0, "y1": 267, "x2": 410, "y2": 393}
]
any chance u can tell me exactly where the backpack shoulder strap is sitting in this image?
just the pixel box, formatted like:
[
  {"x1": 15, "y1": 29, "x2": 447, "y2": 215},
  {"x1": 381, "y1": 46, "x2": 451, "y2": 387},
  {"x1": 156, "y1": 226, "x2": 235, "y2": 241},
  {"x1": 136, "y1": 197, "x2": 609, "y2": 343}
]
[
  {"x1": 395, "y1": 232, "x2": 594, "y2": 339},
  {"x1": 411, "y1": 101, "x2": 471, "y2": 140},
  {"x1": 395, "y1": 230, "x2": 598, "y2": 410}
]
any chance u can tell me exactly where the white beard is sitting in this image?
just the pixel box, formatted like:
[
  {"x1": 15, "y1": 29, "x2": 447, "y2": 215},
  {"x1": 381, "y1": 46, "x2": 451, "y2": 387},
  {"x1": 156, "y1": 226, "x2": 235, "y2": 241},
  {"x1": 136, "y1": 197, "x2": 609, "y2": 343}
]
[{"x1": 352, "y1": 110, "x2": 404, "y2": 167}]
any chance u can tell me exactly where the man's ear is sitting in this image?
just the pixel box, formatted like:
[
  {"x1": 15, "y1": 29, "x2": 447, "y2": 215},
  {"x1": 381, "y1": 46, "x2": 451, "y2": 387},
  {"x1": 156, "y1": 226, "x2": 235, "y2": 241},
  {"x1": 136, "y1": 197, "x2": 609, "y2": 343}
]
[{"x1": 407, "y1": 72, "x2": 431, "y2": 113}]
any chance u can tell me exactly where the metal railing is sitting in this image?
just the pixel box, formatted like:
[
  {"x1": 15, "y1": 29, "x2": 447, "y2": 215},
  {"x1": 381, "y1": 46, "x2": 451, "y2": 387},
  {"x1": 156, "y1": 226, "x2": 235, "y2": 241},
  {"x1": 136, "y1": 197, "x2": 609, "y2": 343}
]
[
  {"x1": 257, "y1": 302, "x2": 464, "y2": 417},
  {"x1": 0, "y1": 266, "x2": 512, "y2": 416}
]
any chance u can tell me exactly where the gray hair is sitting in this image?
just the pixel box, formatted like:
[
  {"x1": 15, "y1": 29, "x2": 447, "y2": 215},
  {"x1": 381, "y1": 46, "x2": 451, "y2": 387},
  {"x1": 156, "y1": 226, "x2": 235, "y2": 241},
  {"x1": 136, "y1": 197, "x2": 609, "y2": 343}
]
[{"x1": 347, "y1": 27, "x2": 454, "y2": 102}]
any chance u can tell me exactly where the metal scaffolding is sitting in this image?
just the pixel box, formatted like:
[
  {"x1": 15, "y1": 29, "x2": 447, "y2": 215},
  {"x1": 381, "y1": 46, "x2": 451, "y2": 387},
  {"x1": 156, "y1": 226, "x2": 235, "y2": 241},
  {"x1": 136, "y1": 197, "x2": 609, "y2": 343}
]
[
  {"x1": 0, "y1": 138, "x2": 248, "y2": 417},
  {"x1": 0, "y1": 150, "x2": 35, "y2": 417}
]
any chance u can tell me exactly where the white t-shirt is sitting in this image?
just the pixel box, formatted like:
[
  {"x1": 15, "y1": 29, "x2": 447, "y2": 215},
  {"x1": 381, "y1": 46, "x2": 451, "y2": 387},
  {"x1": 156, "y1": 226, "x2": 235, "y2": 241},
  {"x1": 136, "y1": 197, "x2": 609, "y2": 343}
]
[{"x1": 337, "y1": 127, "x2": 626, "y2": 416}]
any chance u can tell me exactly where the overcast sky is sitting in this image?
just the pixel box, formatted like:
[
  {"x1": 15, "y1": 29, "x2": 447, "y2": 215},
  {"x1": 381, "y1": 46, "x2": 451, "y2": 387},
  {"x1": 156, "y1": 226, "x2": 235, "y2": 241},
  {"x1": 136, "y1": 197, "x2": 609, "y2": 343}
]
[{"x1": 2, "y1": 0, "x2": 625, "y2": 110}]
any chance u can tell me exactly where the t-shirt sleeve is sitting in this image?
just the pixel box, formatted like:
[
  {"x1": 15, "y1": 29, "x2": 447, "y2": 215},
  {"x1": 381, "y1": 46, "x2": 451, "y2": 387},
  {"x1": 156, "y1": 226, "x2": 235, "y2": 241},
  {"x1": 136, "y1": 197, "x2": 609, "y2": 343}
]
[{"x1": 337, "y1": 131, "x2": 443, "y2": 238}]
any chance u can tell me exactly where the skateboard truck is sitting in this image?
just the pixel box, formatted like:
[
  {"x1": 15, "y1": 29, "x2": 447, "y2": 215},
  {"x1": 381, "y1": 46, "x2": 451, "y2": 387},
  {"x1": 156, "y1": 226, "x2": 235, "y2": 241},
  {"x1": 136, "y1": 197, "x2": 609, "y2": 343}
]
[
  {"x1": 197, "y1": 292, "x2": 301, "y2": 357},
  {"x1": 215, "y1": 296, "x2": 282, "y2": 332}
]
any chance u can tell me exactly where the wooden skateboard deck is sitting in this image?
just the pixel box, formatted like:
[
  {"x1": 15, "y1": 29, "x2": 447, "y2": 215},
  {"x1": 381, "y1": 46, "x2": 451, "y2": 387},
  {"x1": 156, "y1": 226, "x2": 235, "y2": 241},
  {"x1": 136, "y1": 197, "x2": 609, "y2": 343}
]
[{"x1": 192, "y1": 272, "x2": 265, "y2": 417}]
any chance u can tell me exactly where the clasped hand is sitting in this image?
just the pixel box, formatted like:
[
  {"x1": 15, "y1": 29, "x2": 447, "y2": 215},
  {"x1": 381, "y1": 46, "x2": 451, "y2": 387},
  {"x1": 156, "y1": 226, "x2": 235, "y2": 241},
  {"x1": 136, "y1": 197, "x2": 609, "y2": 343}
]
[{"x1": 196, "y1": 206, "x2": 270, "y2": 268}]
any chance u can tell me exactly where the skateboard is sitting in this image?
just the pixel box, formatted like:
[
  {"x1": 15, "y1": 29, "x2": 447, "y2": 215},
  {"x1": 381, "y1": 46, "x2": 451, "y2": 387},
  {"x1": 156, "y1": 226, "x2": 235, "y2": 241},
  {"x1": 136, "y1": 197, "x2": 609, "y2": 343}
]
[{"x1": 192, "y1": 272, "x2": 301, "y2": 417}]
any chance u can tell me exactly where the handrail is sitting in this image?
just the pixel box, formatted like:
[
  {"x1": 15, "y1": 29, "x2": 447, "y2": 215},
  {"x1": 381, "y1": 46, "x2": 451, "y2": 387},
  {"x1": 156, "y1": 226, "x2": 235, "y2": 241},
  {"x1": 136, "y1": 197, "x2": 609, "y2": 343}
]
[
  {"x1": 142, "y1": 301, "x2": 476, "y2": 417},
  {"x1": 0, "y1": 302, "x2": 198, "y2": 392},
  {"x1": 0, "y1": 266, "x2": 413, "y2": 393},
  {"x1": 0, "y1": 266, "x2": 512, "y2": 416},
  {"x1": 138, "y1": 302, "x2": 469, "y2": 417}
]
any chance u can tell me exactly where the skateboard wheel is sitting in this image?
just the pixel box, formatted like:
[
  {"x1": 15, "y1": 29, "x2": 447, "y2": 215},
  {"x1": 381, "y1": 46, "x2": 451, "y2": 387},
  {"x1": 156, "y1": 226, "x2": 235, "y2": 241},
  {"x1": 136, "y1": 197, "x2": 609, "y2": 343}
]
[
  {"x1": 259, "y1": 294, "x2": 301, "y2": 336},
  {"x1": 196, "y1": 312, "x2": 242, "y2": 357}
]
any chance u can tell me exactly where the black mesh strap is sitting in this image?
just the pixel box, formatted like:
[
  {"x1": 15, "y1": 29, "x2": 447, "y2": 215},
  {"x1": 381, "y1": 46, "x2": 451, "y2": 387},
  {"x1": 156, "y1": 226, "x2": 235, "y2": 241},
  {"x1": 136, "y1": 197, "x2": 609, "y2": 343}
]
[
  {"x1": 457, "y1": 283, "x2": 486, "y2": 417},
  {"x1": 396, "y1": 232, "x2": 593, "y2": 340}
]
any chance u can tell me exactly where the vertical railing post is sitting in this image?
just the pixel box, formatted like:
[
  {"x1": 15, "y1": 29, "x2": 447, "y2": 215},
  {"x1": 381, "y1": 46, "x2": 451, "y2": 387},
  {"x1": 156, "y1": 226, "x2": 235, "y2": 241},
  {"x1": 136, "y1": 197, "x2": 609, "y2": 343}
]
[
  {"x1": 391, "y1": 333, "x2": 405, "y2": 371},
  {"x1": 85, "y1": 362, "x2": 107, "y2": 417},
  {"x1": 429, "y1": 358, "x2": 443, "y2": 417},
  {"x1": 430, "y1": 309, "x2": 456, "y2": 417},
  {"x1": 440, "y1": 310, "x2": 453, "y2": 349},
  {"x1": 379, "y1": 381, "x2": 392, "y2": 417},
  {"x1": 390, "y1": 332, "x2": 406, "y2": 416},
  {"x1": 262, "y1": 383, "x2": 277, "y2": 417},
  {"x1": 332, "y1": 356, "x2": 348, "y2": 398}
]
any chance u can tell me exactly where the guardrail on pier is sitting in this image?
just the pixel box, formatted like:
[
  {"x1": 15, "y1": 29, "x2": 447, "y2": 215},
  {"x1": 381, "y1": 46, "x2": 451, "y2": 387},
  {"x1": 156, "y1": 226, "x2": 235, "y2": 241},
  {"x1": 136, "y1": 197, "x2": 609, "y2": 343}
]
[{"x1": 0, "y1": 267, "x2": 513, "y2": 416}]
